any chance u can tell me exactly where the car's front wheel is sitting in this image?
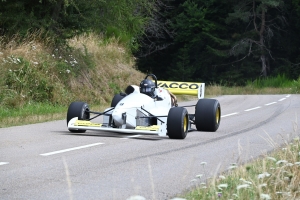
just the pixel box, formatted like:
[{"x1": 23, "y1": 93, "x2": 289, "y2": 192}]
[
  {"x1": 67, "y1": 101, "x2": 90, "y2": 133},
  {"x1": 195, "y1": 99, "x2": 221, "y2": 132},
  {"x1": 167, "y1": 107, "x2": 189, "y2": 139}
]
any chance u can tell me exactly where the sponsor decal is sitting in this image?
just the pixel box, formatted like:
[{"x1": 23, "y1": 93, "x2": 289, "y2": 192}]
[
  {"x1": 157, "y1": 81, "x2": 204, "y2": 96},
  {"x1": 75, "y1": 120, "x2": 102, "y2": 127}
]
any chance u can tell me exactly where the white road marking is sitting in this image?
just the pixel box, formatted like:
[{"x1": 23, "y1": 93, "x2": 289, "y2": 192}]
[
  {"x1": 286, "y1": 95, "x2": 291, "y2": 98},
  {"x1": 0, "y1": 162, "x2": 9, "y2": 166},
  {"x1": 245, "y1": 107, "x2": 261, "y2": 112},
  {"x1": 40, "y1": 143, "x2": 104, "y2": 156},
  {"x1": 279, "y1": 98, "x2": 286, "y2": 101},
  {"x1": 221, "y1": 112, "x2": 238, "y2": 118},
  {"x1": 265, "y1": 102, "x2": 277, "y2": 106},
  {"x1": 121, "y1": 135, "x2": 142, "y2": 139}
]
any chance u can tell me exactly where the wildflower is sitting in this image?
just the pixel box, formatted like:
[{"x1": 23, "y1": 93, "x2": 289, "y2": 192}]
[
  {"x1": 260, "y1": 193, "x2": 271, "y2": 200},
  {"x1": 201, "y1": 186, "x2": 207, "y2": 189},
  {"x1": 200, "y1": 162, "x2": 207, "y2": 166},
  {"x1": 190, "y1": 179, "x2": 197, "y2": 182},
  {"x1": 228, "y1": 165, "x2": 237, "y2": 170},
  {"x1": 126, "y1": 195, "x2": 146, "y2": 200},
  {"x1": 217, "y1": 192, "x2": 222, "y2": 198},
  {"x1": 294, "y1": 137, "x2": 299, "y2": 141},
  {"x1": 219, "y1": 175, "x2": 226, "y2": 180},
  {"x1": 282, "y1": 148, "x2": 287, "y2": 151},
  {"x1": 294, "y1": 162, "x2": 300, "y2": 165},
  {"x1": 258, "y1": 172, "x2": 271, "y2": 179},
  {"x1": 66, "y1": 69, "x2": 70, "y2": 73},
  {"x1": 52, "y1": 54, "x2": 55, "y2": 57},
  {"x1": 64, "y1": 60, "x2": 68, "y2": 63},
  {"x1": 232, "y1": 194, "x2": 239, "y2": 198},
  {"x1": 276, "y1": 160, "x2": 288, "y2": 165},
  {"x1": 0, "y1": 52, "x2": 3, "y2": 55},
  {"x1": 286, "y1": 163, "x2": 293, "y2": 167},
  {"x1": 240, "y1": 178, "x2": 252, "y2": 185},
  {"x1": 217, "y1": 183, "x2": 228, "y2": 190},
  {"x1": 237, "y1": 184, "x2": 250, "y2": 190},
  {"x1": 200, "y1": 182, "x2": 206, "y2": 185},
  {"x1": 196, "y1": 174, "x2": 203, "y2": 178},
  {"x1": 267, "y1": 157, "x2": 277, "y2": 162},
  {"x1": 17, "y1": 58, "x2": 21, "y2": 63},
  {"x1": 259, "y1": 183, "x2": 267, "y2": 188},
  {"x1": 276, "y1": 192, "x2": 283, "y2": 195},
  {"x1": 33, "y1": 61, "x2": 38, "y2": 65}
]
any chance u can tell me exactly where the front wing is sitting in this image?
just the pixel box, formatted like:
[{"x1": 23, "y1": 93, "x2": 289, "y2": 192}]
[{"x1": 68, "y1": 117, "x2": 167, "y2": 136}]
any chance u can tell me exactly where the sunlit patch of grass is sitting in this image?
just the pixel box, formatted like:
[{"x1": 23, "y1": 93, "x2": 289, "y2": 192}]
[
  {"x1": 180, "y1": 135, "x2": 300, "y2": 200},
  {"x1": 0, "y1": 102, "x2": 110, "y2": 128},
  {"x1": 205, "y1": 85, "x2": 293, "y2": 96}
]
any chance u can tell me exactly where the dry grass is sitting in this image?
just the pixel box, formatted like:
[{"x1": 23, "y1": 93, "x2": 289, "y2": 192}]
[
  {"x1": 181, "y1": 131, "x2": 300, "y2": 200},
  {"x1": 66, "y1": 34, "x2": 144, "y2": 104},
  {"x1": 0, "y1": 33, "x2": 144, "y2": 108}
]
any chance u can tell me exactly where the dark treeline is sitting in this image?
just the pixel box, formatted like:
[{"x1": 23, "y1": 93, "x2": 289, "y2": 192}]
[
  {"x1": 136, "y1": 0, "x2": 300, "y2": 85},
  {"x1": 1, "y1": 0, "x2": 300, "y2": 85}
]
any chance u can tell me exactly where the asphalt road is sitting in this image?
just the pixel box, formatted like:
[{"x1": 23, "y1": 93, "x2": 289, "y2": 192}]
[{"x1": 1, "y1": 95, "x2": 299, "y2": 200}]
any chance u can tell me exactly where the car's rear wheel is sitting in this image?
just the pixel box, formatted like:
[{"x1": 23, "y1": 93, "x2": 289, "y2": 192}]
[
  {"x1": 111, "y1": 93, "x2": 127, "y2": 107},
  {"x1": 167, "y1": 107, "x2": 189, "y2": 139},
  {"x1": 67, "y1": 102, "x2": 90, "y2": 133},
  {"x1": 195, "y1": 99, "x2": 221, "y2": 131}
]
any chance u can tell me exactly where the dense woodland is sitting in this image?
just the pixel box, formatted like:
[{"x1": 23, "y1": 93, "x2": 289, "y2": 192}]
[{"x1": 1, "y1": 0, "x2": 300, "y2": 85}]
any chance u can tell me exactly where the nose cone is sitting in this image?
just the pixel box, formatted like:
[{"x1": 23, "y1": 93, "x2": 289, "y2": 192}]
[{"x1": 112, "y1": 109, "x2": 124, "y2": 127}]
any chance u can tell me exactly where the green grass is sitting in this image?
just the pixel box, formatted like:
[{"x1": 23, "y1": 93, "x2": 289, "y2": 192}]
[{"x1": 0, "y1": 103, "x2": 67, "y2": 128}]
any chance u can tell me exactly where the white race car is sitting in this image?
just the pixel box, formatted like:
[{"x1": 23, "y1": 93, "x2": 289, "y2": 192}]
[{"x1": 67, "y1": 74, "x2": 221, "y2": 139}]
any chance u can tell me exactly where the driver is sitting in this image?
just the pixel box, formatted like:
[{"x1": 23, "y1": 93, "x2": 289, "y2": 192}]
[{"x1": 140, "y1": 79, "x2": 156, "y2": 98}]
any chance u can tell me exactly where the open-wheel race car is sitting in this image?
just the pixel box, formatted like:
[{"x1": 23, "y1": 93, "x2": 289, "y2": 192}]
[{"x1": 67, "y1": 74, "x2": 221, "y2": 139}]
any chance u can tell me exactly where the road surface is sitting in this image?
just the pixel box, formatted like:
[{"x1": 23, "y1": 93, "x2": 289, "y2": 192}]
[{"x1": 1, "y1": 95, "x2": 299, "y2": 200}]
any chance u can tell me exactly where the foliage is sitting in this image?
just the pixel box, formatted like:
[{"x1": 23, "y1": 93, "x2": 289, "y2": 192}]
[
  {"x1": 0, "y1": 33, "x2": 144, "y2": 109},
  {"x1": 136, "y1": 0, "x2": 300, "y2": 85}
]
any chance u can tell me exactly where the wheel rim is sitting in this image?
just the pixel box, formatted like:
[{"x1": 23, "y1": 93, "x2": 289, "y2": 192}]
[
  {"x1": 216, "y1": 107, "x2": 220, "y2": 124},
  {"x1": 183, "y1": 115, "x2": 188, "y2": 132}
]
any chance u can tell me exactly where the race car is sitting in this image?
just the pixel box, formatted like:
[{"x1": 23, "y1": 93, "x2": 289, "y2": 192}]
[{"x1": 67, "y1": 74, "x2": 221, "y2": 139}]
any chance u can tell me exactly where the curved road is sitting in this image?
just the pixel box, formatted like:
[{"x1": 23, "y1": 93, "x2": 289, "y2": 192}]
[{"x1": 1, "y1": 95, "x2": 299, "y2": 200}]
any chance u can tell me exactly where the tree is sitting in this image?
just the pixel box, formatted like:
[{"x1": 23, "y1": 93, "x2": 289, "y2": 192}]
[{"x1": 226, "y1": 0, "x2": 286, "y2": 77}]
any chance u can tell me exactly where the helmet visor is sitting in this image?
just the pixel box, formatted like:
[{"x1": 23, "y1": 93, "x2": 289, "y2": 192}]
[{"x1": 140, "y1": 87, "x2": 153, "y2": 93}]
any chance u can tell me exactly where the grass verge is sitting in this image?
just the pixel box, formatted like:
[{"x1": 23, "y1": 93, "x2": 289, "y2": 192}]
[{"x1": 180, "y1": 136, "x2": 300, "y2": 200}]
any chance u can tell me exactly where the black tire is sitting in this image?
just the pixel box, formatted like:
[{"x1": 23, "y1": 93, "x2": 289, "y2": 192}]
[
  {"x1": 67, "y1": 102, "x2": 90, "y2": 133},
  {"x1": 195, "y1": 99, "x2": 221, "y2": 132},
  {"x1": 167, "y1": 107, "x2": 189, "y2": 139},
  {"x1": 111, "y1": 93, "x2": 127, "y2": 107}
]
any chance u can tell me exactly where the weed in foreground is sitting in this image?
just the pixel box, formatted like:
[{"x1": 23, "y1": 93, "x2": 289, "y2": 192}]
[{"x1": 180, "y1": 134, "x2": 300, "y2": 200}]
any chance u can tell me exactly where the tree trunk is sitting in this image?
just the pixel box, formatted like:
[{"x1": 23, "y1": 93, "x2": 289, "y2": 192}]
[
  {"x1": 259, "y1": 5, "x2": 267, "y2": 77},
  {"x1": 261, "y1": 55, "x2": 267, "y2": 77}
]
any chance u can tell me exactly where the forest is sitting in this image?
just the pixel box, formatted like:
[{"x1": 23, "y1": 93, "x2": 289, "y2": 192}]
[{"x1": 1, "y1": 0, "x2": 300, "y2": 85}]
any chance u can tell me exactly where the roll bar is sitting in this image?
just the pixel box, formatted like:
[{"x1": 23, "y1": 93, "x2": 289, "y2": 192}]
[{"x1": 145, "y1": 74, "x2": 158, "y2": 88}]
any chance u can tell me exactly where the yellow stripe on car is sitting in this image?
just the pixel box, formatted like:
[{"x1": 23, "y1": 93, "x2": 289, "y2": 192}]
[
  {"x1": 74, "y1": 120, "x2": 102, "y2": 127},
  {"x1": 135, "y1": 125, "x2": 160, "y2": 131}
]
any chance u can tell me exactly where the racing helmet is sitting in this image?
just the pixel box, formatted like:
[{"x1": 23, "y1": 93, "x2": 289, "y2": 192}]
[{"x1": 140, "y1": 79, "x2": 155, "y2": 98}]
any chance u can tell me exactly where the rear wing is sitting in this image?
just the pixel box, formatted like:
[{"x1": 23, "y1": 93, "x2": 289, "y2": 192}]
[{"x1": 157, "y1": 81, "x2": 205, "y2": 99}]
